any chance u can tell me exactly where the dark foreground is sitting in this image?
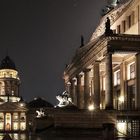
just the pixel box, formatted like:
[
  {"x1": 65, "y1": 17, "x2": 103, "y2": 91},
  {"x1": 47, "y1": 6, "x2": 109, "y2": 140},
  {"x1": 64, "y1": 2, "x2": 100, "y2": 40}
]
[{"x1": 0, "y1": 127, "x2": 140, "y2": 140}]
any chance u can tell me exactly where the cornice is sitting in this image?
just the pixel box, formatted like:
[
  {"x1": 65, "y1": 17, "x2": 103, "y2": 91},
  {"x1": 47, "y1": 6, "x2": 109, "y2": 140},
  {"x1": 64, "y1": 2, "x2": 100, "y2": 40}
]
[{"x1": 64, "y1": 34, "x2": 140, "y2": 78}]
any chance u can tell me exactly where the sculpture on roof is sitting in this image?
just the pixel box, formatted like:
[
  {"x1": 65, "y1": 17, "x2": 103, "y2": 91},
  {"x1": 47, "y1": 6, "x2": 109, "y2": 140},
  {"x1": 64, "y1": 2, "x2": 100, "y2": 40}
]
[
  {"x1": 36, "y1": 108, "x2": 46, "y2": 118},
  {"x1": 102, "y1": 0, "x2": 120, "y2": 15},
  {"x1": 105, "y1": 17, "x2": 113, "y2": 36},
  {"x1": 56, "y1": 91, "x2": 72, "y2": 107}
]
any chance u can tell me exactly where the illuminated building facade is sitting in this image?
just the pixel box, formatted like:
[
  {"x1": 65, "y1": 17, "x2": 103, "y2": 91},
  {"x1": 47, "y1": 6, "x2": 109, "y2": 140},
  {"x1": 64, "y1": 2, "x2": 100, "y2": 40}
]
[
  {"x1": 63, "y1": 0, "x2": 140, "y2": 137},
  {"x1": 0, "y1": 56, "x2": 28, "y2": 132}
]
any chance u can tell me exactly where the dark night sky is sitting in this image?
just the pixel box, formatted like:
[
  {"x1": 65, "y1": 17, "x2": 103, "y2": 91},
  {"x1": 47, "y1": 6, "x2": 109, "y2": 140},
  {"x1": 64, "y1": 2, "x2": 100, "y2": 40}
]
[{"x1": 0, "y1": 0, "x2": 106, "y2": 105}]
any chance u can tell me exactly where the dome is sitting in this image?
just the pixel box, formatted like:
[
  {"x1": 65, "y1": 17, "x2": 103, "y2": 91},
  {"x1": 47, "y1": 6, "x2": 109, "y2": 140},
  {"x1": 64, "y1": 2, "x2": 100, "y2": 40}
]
[
  {"x1": 0, "y1": 56, "x2": 16, "y2": 70},
  {"x1": 28, "y1": 97, "x2": 53, "y2": 108}
]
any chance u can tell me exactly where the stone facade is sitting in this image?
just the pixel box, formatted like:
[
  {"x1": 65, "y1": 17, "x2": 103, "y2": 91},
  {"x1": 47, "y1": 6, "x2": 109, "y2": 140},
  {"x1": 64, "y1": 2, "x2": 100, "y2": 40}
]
[
  {"x1": 0, "y1": 56, "x2": 28, "y2": 132},
  {"x1": 62, "y1": 0, "x2": 140, "y2": 137}
]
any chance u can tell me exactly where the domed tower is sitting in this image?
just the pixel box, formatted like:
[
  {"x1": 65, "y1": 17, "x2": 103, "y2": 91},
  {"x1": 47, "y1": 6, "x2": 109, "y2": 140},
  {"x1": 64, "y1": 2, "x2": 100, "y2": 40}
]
[{"x1": 0, "y1": 56, "x2": 21, "y2": 102}]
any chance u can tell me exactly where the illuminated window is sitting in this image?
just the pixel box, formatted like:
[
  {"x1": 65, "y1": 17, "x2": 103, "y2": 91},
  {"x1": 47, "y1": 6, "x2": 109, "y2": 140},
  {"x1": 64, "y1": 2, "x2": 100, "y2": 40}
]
[
  {"x1": 20, "y1": 113, "x2": 26, "y2": 122},
  {"x1": 127, "y1": 62, "x2": 135, "y2": 80},
  {"x1": 0, "y1": 122, "x2": 4, "y2": 130},
  {"x1": 13, "y1": 134, "x2": 19, "y2": 140},
  {"x1": 5, "y1": 113, "x2": 11, "y2": 131},
  {"x1": 13, "y1": 122, "x2": 18, "y2": 130},
  {"x1": 0, "y1": 113, "x2": 4, "y2": 121},
  {"x1": 13, "y1": 113, "x2": 18, "y2": 121},
  {"x1": 117, "y1": 121, "x2": 127, "y2": 136},
  {"x1": 20, "y1": 122, "x2": 26, "y2": 131},
  {"x1": 114, "y1": 70, "x2": 120, "y2": 86},
  {"x1": 130, "y1": 63, "x2": 135, "y2": 79},
  {"x1": 0, "y1": 69, "x2": 19, "y2": 79}
]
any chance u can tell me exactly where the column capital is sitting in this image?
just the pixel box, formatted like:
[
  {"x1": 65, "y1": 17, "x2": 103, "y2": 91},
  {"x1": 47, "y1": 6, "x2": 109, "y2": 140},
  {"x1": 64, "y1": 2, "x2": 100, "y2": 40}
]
[
  {"x1": 76, "y1": 73, "x2": 83, "y2": 78},
  {"x1": 83, "y1": 68, "x2": 91, "y2": 73},
  {"x1": 104, "y1": 52, "x2": 112, "y2": 57},
  {"x1": 70, "y1": 78, "x2": 76, "y2": 83},
  {"x1": 92, "y1": 60, "x2": 100, "y2": 65}
]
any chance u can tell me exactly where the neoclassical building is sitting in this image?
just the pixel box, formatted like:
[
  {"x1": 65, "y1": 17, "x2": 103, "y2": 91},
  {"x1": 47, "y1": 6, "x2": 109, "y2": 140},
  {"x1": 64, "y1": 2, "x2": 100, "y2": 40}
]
[
  {"x1": 63, "y1": 0, "x2": 140, "y2": 137},
  {"x1": 0, "y1": 56, "x2": 28, "y2": 132}
]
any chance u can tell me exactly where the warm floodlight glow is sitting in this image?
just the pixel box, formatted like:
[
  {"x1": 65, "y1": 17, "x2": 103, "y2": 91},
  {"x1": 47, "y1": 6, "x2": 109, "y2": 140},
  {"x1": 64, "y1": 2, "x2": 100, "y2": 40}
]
[
  {"x1": 118, "y1": 96, "x2": 124, "y2": 103},
  {"x1": 20, "y1": 103, "x2": 24, "y2": 107},
  {"x1": 88, "y1": 104, "x2": 94, "y2": 111},
  {"x1": 117, "y1": 121, "x2": 127, "y2": 136}
]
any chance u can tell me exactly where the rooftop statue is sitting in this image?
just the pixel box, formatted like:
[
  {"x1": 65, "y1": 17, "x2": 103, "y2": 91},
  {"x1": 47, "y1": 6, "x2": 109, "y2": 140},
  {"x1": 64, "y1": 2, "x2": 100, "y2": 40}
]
[
  {"x1": 105, "y1": 17, "x2": 113, "y2": 36},
  {"x1": 102, "y1": 0, "x2": 120, "y2": 15},
  {"x1": 36, "y1": 108, "x2": 46, "y2": 118},
  {"x1": 107, "y1": 0, "x2": 119, "y2": 7},
  {"x1": 56, "y1": 91, "x2": 72, "y2": 107}
]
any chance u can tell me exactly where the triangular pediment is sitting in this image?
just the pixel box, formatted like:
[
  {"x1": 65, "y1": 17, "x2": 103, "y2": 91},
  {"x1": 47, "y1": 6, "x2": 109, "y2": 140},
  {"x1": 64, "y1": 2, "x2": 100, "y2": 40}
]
[{"x1": 0, "y1": 102, "x2": 28, "y2": 112}]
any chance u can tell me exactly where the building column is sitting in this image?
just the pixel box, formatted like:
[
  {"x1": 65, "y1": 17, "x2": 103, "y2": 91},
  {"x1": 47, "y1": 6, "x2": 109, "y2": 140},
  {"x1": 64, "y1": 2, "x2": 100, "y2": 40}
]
[
  {"x1": 11, "y1": 113, "x2": 13, "y2": 131},
  {"x1": 136, "y1": 53, "x2": 140, "y2": 110},
  {"x1": 84, "y1": 69, "x2": 91, "y2": 109},
  {"x1": 105, "y1": 53, "x2": 113, "y2": 110},
  {"x1": 18, "y1": 113, "x2": 20, "y2": 131},
  {"x1": 76, "y1": 74, "x2": 84, "y2": 109},
  {"x1": 4, "y1": 113, "x2": 5, "y2": 131},
  {"x1": 70, "y1": 78, "x2": 77, "y2": 105},
  {"x1": 66, "y1": 82, "x2": 71, "y2": 94},
  {"x1": 120, "y1": 62, "x2": 125, "y2": 110},
  {"x1": 93, "y1": 62, "x2": 100, "y2": 109}
]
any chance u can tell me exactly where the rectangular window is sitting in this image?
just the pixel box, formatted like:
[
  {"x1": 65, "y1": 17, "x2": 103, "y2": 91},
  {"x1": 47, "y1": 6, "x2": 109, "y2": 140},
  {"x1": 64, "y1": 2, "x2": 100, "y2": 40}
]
[
  {"x1": 117, "y1": 25, "x2": 121, "y2": 34},
  {"x1": 0, "y1": 113, "x2": 4, "y2": 122},
  {"x1": 13, "y1": 113, "x2": 18, "y2": 121},
  {"x1": 0, "y1": 122, "x2": 4, "y2": 130},
  {"x1": 13, "y1": 122, "x2": 18, "y2": 130},
  {"x1": 20, "y1": 122, "x2": 26, "y2": 131},
  {"x1": 20, "y1": 113, "x2": 26, "y2": 122},
  {"x1": 128, "y1": 15, "x2": 132, "y2": 28},
  {"x1": 114, "y1": 70, "x2": 120, "y2": 86},
  {"x1": 122, "y1": 20, "x2": 126, "y2": 32},
  {"x1": 130, "y1": 63, "x2": 135, "y2": 79},
  {"x1": 127, "y1": 62, "x2": 135, "y2": 80}
]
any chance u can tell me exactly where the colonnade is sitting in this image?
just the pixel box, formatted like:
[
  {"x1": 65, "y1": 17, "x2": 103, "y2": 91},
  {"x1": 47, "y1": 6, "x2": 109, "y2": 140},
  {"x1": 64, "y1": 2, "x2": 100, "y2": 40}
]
[{"x1": 65, "y1": 53, "x2": 114, "y2": 110}]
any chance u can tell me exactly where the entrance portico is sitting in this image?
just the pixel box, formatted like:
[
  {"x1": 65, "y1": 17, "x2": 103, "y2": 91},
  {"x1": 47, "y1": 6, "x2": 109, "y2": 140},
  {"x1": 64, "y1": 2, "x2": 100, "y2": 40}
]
[
  {"x1": 64, "y1": 34, "x2": 140, "y2": 110},
  {"x1": 0, "y1": 102, "x2": 27, "y2": 132}
]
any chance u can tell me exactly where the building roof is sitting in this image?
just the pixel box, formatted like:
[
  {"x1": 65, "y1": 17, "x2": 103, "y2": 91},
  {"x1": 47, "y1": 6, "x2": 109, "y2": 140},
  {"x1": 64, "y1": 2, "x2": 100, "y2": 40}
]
[
  {"x1": 0, "y1": 56, "x2": 16, "y2": 70},
  {"x1": 28, "y1": 97, "x2": 53, "y2": 108},
  {"x1": 0, "y1": 102, "x2": 27, "y2": 112}
]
